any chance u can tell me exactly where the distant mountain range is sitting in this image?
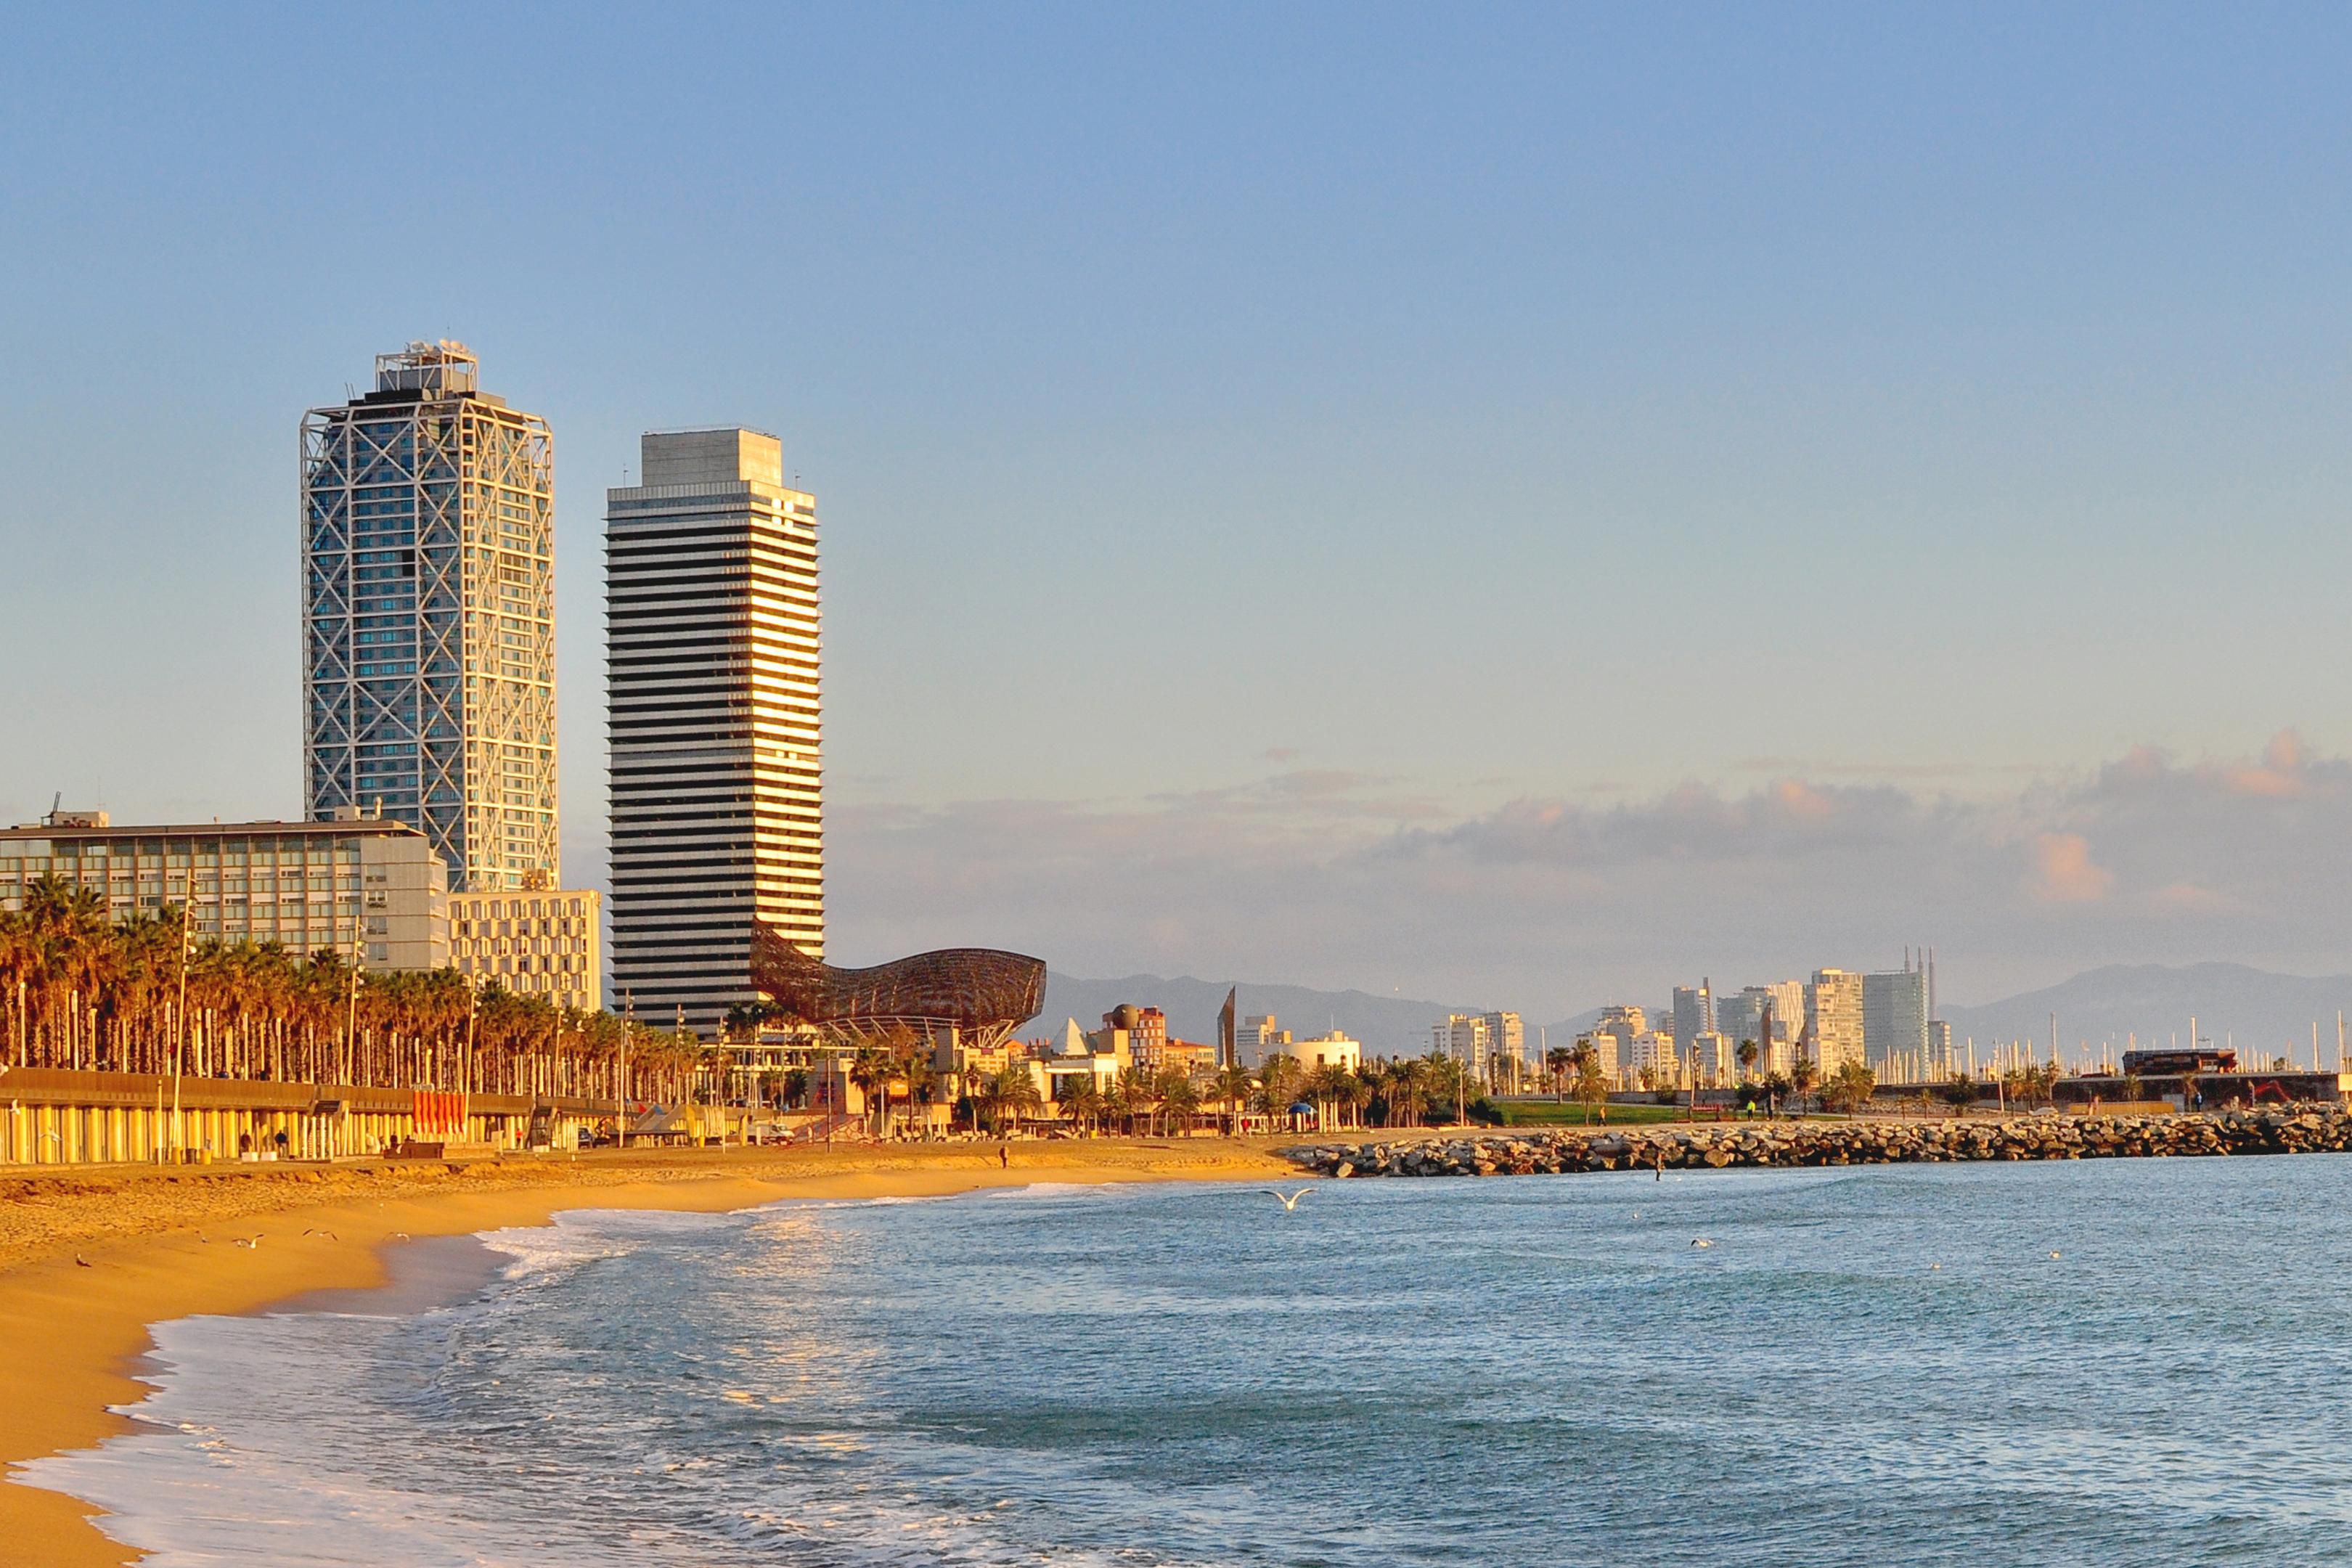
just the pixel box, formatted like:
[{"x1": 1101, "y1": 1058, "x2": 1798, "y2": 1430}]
[
  {"x1": 1938, "y1": 963, "x2": 2352, "y2": 1061},
  {"x1": 1043, "y1": 963, "x2": 2352, "y2": 1066}
]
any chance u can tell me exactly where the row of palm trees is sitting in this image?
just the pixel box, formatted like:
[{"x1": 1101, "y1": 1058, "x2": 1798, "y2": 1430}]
[
  {"x1": 829, "y1": 1037, "x2": 1498, "y2": 1139},
  {"x1": 0, "y1": 875, "x2": 699, "y2": 1101}
]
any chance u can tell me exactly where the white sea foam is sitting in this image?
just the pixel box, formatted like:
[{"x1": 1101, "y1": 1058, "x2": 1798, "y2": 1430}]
[{"x1": 476, "y1": 1204, "x2": 727, "y2": 1281}]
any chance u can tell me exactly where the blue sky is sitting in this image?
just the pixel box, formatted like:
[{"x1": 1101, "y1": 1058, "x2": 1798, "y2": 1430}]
[{"x1": 3, "y1": 5, "x2": 2348, "y2": 1016}]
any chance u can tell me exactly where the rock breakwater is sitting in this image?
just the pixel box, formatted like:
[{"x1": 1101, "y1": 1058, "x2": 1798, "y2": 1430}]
[{"x1": 1288, "y1": 1106, "x2": 2352, "y2": 1178}]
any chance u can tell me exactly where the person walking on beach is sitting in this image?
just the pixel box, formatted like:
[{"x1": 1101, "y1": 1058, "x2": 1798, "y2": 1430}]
[{"x1": 999, "y1": 1143, "x2": 1009, "y2": 1169}]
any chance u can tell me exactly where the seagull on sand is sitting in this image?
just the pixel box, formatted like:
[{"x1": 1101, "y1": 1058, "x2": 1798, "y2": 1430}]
[{"x1": 1262, "y1": 1188, "x2": 1313, "y2": 1212}]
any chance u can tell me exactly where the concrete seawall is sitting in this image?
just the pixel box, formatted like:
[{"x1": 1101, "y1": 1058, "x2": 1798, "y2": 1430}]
[{"x1": 1286, "y1": 1106, "x2": 2352, "y2": 1177}]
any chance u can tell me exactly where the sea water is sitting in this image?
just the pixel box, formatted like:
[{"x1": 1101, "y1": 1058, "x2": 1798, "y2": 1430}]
[{"x1": 30, "y1": 1155, "x2": 2352, "y2": 1566}]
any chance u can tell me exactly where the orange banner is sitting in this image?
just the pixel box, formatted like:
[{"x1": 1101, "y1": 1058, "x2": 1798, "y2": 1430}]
[{"x1": 412, "y1": 1090, "x2": 469, "y2": 1137}]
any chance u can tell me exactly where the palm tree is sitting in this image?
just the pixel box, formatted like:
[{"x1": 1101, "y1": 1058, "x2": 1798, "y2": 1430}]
[
  {"x1": 977, "y1": 1061, "x2": 1042, "y2": 1134},
  {"x1": 1111, "y1": 1067, "x2": 1159, "y2": 1135},
  {"x1": 1822, "y1": 1058, "x2": 1877, "y2": 1114},
  {"x1": 1381, "y1": 1058, "x2": 1427, "y2": 1128},
  {"x1": 1059, "y1": 1075, "x2": 1106, "y2": 1134},
  {"x1": 1336, "y1": 1069, "x2": 1371, "y2": 1131},
  {"x1": 1789, "y1": 1056, "x2": 1821, "y2": 1115},
  {"x1": 1302, "y1": 1063, "x2": 1345, "y2": 1130},
  {"x1": 1543, "y1": 1045, "x2": 1573, "y2": 1100},
  {"x1": 1254, "y1": 1054, "x2": 1303, "y2": 1126},
  {"x1": 1213, "y1": 1062, "x2": 1254, "y2": 1135},
  {"x1": 848, "y1": 1045, "x2": 893, "y2": 1138},
  {"x1": 1736, "y1": 1039, "x2": 1760, "y2": 1082},
  {"x1": 1159, "y1": 1069, "x2": 1201, "y2": 1135},
  {"x1": 1570, "y1": 1047, "x2": 1610, "y2": 1126}
]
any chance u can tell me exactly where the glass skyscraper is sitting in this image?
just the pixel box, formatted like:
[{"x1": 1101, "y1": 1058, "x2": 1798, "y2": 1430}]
[{"x1": 301, "y1": 342, "x2": 560, "y2": 893}]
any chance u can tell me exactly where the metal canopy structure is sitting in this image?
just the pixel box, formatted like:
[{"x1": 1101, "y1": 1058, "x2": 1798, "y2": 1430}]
[{"x1": 750, "y1": 924, "x2": 1046, "y2": 1052}]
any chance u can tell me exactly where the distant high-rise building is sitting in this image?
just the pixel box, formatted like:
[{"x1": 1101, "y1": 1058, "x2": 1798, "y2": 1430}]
[
  {"x1": 1718, "y1": 983, "x2": 1802, "y2": 1077},
  {"x1": 1863, "y1": 966, "x2": 1930, "y2": 1071},
  {"x1": 302, "y1": 341, "x2": 559, "y2": 891},
  {"x1": 1434, "y1": 1013, "x2": 1493, "y2": 1076},
  {"x1": 1238, "y1": 1014, "x2": 1289, "y2": 1066},
  {"x1": 1715, "y1": 992, "x2": 1761, "y2": 1060},
  {"x1": 1626, "y1": 1029, "x2": 1681, "y2": 1086},
  {"x1": 1575, "y1": 1030, "x2": 1622, "y2": 1082},
  {"x1": 1687, "y1": 1031, "x2": 1731, "y2": 1085},
  {"x1": 606, "y1": 428, "x2": 824, "y2": 1034},
  {"x1": 1927, "y1": 1019, "x2": 1953, "y2": 1075},
  {"x1": 1671, "y1": 983, "x2": 1714, "y2": 1047},
  {"x1": 1594, "y1": 1004, "x2": 1646, "y2": 1047},
  {"x1": 1480, "y1": 1010, "x2": 1525, "y2": 1087},
  {"x1": 1806, "y1": 968, "x2": 1866, "y2": 1073}
]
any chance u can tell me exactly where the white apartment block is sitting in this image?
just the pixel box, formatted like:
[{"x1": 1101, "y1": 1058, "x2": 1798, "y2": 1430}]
[
  {"x1": 447, "y1": 888, "x2": 600, "y2": 1013},
  {"x1": 1434, "y1": 1013, "x2": 1493, "y2": 1076},
  {"x1": 1575, "y1": 1030, "x2": 1622, "y2": 1082},
  {"x1": 0, "y1": 809, "x2": 446, "y2": 971},
  {"x1": 1626, "y1": 1029, "x2": 1681, "y2": 1086},
  {"x1": 1480, "y1": 1010, "x2": 1525, "y2": 1082},
  {"x1": 606, "y1": 429, "x2": 823, "y2": 1034},
  {"x1": 1806, "y1": 968, "x2": 1866, "y2": 1074},
  {"x1": 1595, "y1": 1004, "x2": 1646, "y2": 1046}
]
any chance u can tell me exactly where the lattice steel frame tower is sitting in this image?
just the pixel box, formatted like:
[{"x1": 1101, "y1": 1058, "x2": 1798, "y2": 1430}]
[{"x1": 301, "y1": 342, "x2": 560, "y2": 892}]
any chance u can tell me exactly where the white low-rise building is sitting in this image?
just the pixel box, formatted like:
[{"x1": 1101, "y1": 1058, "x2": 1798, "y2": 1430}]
[{"x1": 1274, "y1": 1032, "x2": 1361, "y2": 1074}]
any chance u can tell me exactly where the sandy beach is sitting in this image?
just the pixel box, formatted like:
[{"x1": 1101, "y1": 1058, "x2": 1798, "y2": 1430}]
[{"x1": 0, "y1": 1138, "x2": 1301, "y2": 1567}]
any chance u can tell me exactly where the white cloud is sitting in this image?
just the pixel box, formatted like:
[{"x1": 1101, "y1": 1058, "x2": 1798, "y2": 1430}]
[
  {"x1": 2029, "y1": 833, "x2": 2112, "y2": 905},
  {"x1": 825, "y1": 733, "x2": 2352, "y2": 1018}
]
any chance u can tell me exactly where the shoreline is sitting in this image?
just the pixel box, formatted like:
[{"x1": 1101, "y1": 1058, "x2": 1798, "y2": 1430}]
[{"x1": 0, "y1": 1138, "x2": 1299, "y2": 1567}]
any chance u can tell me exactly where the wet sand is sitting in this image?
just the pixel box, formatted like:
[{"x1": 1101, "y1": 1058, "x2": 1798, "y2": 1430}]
[{"x1": 0, "y1": 1138, "x2": 1300, "y2": 1566}]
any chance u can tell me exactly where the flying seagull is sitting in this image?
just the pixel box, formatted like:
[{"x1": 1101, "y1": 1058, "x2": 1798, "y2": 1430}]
[
  {"x1": 233, "y1": 1235, "x2": 262, "y2": 1250},
  {"x1": 1262, "y1": 1188, "x2": 1313, "y2": 1212},
  {"x1": 74, "y1": 1254, "x2": 92, "y2": 1269},
  {"x1": 302, "y1": 1228, "x2": 338, "y2": 1241},
  {"x1": 1690, "y1": 1238, "x2": 1713, "y2": 1249}
]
